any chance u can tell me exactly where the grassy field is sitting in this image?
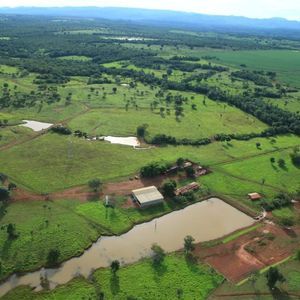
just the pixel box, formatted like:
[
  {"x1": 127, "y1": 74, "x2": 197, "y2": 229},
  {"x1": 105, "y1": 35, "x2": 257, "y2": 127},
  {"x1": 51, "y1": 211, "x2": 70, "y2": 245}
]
[
  {"x1": 217, "y1": 148, "x2": 300, "y2": 194},
  {"x1": 0, "y1": 200, "x2": 100, "y2": 281},
  {"x1": 67, "y1": 104, "x2": 267, "y2": 139},
  {"x1": 57, "y1": 55, "x2": 92, "y2": 61},
  {"x1": 3, "y1": 254, "x2": 223, "y2": 300},
  {"x1": 0, "y1": 134, "x2": 298, "y2": 193},
  {"x1": 196, "y1": 50, "x2": 300, "y2": 88}
]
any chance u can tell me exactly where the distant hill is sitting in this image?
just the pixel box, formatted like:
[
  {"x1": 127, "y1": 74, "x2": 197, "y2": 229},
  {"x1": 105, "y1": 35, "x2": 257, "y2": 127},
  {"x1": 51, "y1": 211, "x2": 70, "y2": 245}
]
[{"x1": 1, "y1": 7, "x2": 300, "y2": 35}]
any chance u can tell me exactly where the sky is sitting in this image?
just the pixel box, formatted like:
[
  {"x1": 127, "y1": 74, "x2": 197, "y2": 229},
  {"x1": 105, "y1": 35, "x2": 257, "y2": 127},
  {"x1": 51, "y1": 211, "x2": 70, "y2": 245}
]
[{"x1": 1, "y1": 0, "x2": 300, "y2": 21}]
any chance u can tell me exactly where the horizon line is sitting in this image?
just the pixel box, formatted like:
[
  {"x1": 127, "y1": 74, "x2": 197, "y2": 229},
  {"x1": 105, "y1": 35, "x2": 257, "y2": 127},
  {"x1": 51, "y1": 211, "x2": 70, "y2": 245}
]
[{"x1": 0, "y1": 6, "x2": 299, "y2": 22}]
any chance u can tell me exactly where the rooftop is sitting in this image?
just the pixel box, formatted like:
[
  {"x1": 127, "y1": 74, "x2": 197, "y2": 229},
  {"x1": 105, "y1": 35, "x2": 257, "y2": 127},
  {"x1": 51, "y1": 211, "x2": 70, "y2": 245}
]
[{"x1": 132, "y1": 186, "x2": 164, "y2": 205}]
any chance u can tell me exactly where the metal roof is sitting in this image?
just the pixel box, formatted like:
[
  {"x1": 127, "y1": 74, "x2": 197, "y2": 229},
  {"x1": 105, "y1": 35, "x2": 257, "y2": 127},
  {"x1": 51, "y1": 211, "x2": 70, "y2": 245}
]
[{"x1": 132, "y1": 186, "x2": 164, "y2": 204}]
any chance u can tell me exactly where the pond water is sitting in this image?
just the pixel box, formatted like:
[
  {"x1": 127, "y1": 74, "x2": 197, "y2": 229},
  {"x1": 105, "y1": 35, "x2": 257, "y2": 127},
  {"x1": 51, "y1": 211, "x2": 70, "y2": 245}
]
[
  {"x1": 20, "y1": 120, "x2": 53, "y2": 132},
  {"x1": 0, "y1": 198, "x2": 254, "y2": 297},
  {"x1": 104, "y1": 136, "x2": 140, "y2": 147}
]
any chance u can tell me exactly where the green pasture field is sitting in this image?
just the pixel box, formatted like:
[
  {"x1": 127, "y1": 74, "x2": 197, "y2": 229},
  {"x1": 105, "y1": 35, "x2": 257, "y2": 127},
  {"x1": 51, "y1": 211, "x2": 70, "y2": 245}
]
[
  {"x1": 93, "y1": 254, "x2": 223, "y2": 300},
  {"x1": 195, "y1": 49, "x2": 300, "y2": 88},
  {"x1": 0, "y1": 133, "x2": 298, "y2": 193},
  {"x1": 199, "y1": 172, "x2": 278, "y2": 211},
  {"x1": 217, "y1": 148, "x2": 300, "y2": 194},
  {"x1": 0, "y1": 65, "x2": 19, "y2": 74},
  {"x1": 3, "y1": 254, "x2": 222, "y2": 300},
  {"x1": 103, "y1": 60, "x2": 190, "y2": 81},
  {"x1": 0, "y1": 126, "x2": 34, "y2": 148},
  {"x1": 57, "y1": 55, "x2": 92, "y2": 61},
  {"x1": 267, "y1": 96, "x2": 300, "y2": 113},
  {"x1": 0, "y1": 200, "x2": 100, "y2": 281},
  {"x1": 123, "y1": 44, "x2": 300, "y2": 88},
  {"x1": 67, "y1": 103, "x2": 267, "y2": 140}
]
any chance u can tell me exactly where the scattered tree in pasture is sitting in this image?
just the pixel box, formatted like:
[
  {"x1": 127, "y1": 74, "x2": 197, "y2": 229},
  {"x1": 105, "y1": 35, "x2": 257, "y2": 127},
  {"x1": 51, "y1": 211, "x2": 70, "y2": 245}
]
[
  {"x1": 112, "y1": 87, "x2": 117, "y2": 94},
  {"x1": 256, "y1": 142, "x2": 261, "y2": 149},
  {"x1": 151, "y1": 244, "x2": 165, "y2": 265},
  {"x1": 0, "y1": 188, "x2": 9, "y2": 201},
  {"x1": 110, "y1": 260, "x2": 120, "y2": 274},
  {"x1": 290, "y1": 147, "x2": 300, "y2": 167},
  {"x1": 278, "y1": 158, "x2": 286, "y2": 168},
  {"x1": 136, "y1": 124, "x2": 148, "y2": 138},
  {"x1": 184, "y1": 235, "x2": 195, "y2": 254},
  {"x1": 7, "y1": 223, "x2": 17, "y2": 239},
  {"x1": 191, "y1": 104, "x2": 197, "y2": 110},
  {"x1": 88, "y1": 178, "x2": 102, "y2": 193},
  {"x1": 0, "y1": 173, "x2": 8, "y2": 183},
  {"x1": 8, "y1": 183, "x2": 17, "y2": 191},
  {"x1": 265, "y1": 267, "x2": 285, "y2": 290},
  {"x1": 47, "y1": 249, "x2": 60, "y2": 266},
  {"x1": 270, "y1": 157, "x2": 276, "y2": 164}
]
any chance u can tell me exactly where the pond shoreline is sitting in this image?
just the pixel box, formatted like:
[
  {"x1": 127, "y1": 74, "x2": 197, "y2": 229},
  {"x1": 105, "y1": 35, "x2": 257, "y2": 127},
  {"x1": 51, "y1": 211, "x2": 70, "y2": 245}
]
[
  {"x1": 0, "y1": 194, "x2": 259, "y2": 286},
  {"x1": 0, "y1": 196, "x2": 257, "y2": 297}
]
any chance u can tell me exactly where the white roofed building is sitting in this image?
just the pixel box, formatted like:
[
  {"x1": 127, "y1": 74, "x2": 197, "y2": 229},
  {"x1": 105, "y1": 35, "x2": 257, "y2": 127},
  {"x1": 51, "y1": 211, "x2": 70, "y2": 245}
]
[{"x1": 132, "y1": 186, "x2": 164, "y2": 208}]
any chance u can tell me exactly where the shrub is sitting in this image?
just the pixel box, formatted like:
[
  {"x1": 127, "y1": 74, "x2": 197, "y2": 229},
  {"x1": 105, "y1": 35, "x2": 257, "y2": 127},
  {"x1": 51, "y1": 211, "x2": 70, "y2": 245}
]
[{"x1": 50, "y1": 125, "x2": 72, "y2": 135}]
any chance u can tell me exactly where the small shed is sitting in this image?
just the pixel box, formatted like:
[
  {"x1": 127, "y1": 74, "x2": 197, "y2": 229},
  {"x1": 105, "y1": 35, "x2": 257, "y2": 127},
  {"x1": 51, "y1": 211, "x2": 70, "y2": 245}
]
[
  {"x1": 175, "y1": 182, "x2": 200, "y2": 196},
  {"x1": 248, "y1": 193, "x2": 262, "y2": 201},
  {"x1": 132, "y1": 186, "x2": 164, "y2": 208}
]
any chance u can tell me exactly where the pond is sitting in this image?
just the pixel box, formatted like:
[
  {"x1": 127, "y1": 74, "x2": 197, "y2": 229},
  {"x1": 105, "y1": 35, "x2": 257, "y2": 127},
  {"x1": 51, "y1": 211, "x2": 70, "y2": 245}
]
[
  {"x1": 104, "y1": 136, "x2": 140, "y2": 147},
  {"x1": 0, "y1": 198, "x2": 255, "y2": 296},
  {"x1": 20, "y1": 120, "x2": 53, "y2": 132}
]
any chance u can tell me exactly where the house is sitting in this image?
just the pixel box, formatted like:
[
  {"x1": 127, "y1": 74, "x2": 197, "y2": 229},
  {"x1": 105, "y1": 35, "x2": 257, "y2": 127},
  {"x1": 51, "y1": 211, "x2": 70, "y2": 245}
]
[
  {"x1": 248, "y1": 193, "x2": 262, "y2": 201},
  {"x1": 132, "y1": 186, "x2": 164, "y2": 208},
  {"x1": 175, "y1": 182, "x2": 200, "y2": 196}
]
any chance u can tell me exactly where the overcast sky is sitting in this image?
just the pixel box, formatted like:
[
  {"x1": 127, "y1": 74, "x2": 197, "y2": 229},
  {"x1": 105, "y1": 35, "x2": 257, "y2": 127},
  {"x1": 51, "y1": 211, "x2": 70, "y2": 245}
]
[{"x1": 1, "y1": 0, "x2": 300, "y2": 21}]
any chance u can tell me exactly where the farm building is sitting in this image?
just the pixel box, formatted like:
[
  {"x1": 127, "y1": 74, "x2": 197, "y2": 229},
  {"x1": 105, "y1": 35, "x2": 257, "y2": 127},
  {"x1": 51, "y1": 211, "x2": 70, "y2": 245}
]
[
  {"x1": 248, "y1": 193, "x2": 262, "y2": 201},
  {"x1": 175, "y1": 182, "x2": 200, "y2": 196},
  {"x1": 132, "y1": 186, "x2": 164, "y2": 208}
]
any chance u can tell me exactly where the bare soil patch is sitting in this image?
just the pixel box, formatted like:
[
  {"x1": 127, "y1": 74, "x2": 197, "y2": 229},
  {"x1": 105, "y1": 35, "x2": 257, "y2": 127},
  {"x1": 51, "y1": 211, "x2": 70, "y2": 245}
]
[{"x1": 196, "y1": 223, "x2": 300, "y2": 283}]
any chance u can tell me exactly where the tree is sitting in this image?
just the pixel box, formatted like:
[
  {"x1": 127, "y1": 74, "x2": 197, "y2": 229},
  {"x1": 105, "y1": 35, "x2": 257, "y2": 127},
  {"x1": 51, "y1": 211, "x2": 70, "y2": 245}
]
[
  {"x1": 0, "y1": 173, "x2": 7, "y2": 183},
  {"x1": 112, "y1": 87, "x2": 117, "y2": 94},
  {"x1": 47, "y1": 249, "x2": 60, "y2": 266},
  {"x1": 0, "y1": 188, "x2": 9, "y2": 201},
  {"x1": 8, "y1": 183, "x2": 17, "y2": 191},
  {"x1": 176, "y1": 157, "x2": 185, "y2": 168},
  {"x1": 184, "y1": 235, "x2": 195, "y2": 254},
  {"x1": 278, "y1": 158, "x2": 286, "y2": 168},
  {"x1": 256, "y1": 142, "x2": 261, "y2": 149},
  {"x1": 110, "y1": 260, "x2": 120, "y2": 274},
  {"x1": 88, "y1": 178, "x2": 102, "y2": 192},
  {"x1": 270, "y1": 157, "x2": 276, "y2": 164},
  {"x1": 265, "y1": 267, "x2": 285, "y2": 289},
  {"x1": 280, "y1": 217, "x2": 294, "y2": 227},
  {"x1": 151, "y1": 244, "x2": 165, "y2": 265},
  {"x1": 7, "y1": 223, "x2": 17, "y2": 239},
  {"x1": 296, "y1": 250, "x2": 300, "y2": 261},
  {"x1": 185, "y1": 166, "x2": 195, "y2": 178},
  {"x1": 136, "y1": 124, "x2": 148, "y2": 138},
  {"x1": 162, "y1": 180, "x2": 177, "y2": 197},
  {"x1": 290, "y1": 147, "x2": 300, "y2": 167}
]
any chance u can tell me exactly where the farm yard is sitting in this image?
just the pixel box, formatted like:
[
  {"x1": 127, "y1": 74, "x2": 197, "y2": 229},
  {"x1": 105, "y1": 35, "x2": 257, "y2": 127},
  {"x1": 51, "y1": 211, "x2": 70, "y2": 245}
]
[{"x1": 0, "y1": 12, "x2": 299, "y2": 300}]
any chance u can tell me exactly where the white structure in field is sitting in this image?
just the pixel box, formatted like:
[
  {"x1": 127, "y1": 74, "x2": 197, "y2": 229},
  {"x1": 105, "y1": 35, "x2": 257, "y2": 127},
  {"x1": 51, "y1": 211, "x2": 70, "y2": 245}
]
[{"x1": 132, "y1": 186, "x2": 164, "y2": 208}]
